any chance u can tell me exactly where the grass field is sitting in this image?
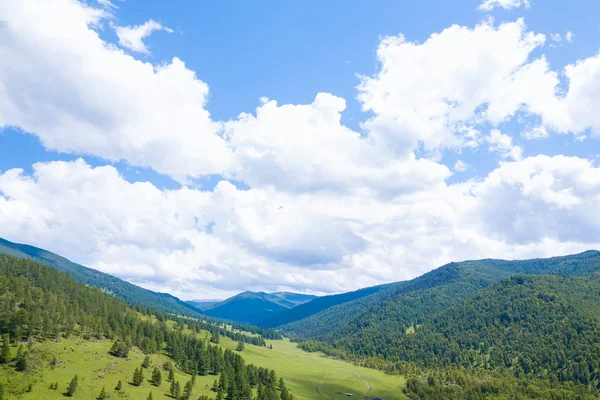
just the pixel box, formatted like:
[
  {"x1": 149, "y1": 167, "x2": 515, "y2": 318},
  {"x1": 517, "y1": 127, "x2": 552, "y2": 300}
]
[
  {"x1": 217, "y1": 336, "x2": 406, "y2": 400},
  {"x1": 0, "y1": 329, "x2": 406, "y2": 399},
  {"x1": 0, "y1": 338, "x2": 216, "y2": 399}
]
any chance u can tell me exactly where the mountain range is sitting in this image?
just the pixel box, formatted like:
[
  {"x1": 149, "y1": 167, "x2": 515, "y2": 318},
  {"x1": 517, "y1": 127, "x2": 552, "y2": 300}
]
[
  {"x1": 187, "y1": 291, "x2": 317, "y2": 325},
  {"x1": 2, "y1": 236, "x2": 600, "y2": 394}
]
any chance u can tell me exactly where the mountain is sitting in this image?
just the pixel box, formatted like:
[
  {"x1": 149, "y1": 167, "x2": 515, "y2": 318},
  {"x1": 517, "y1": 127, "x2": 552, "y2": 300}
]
[
  {"x1": 284, "y1": 251, "x2": 600, "y2": 362},
  {"x1": 186, "y1": 299, "x2": 222, "y2": 311},
  {"x1": 200, "y1": 291, "x2": 317, "y2": 324},
  {"x1": 0, "y1": 237, "x2": 201, "y2": 317},
  {"x1": 260, "y1": 282, "x2": 394, "y2": 328}
]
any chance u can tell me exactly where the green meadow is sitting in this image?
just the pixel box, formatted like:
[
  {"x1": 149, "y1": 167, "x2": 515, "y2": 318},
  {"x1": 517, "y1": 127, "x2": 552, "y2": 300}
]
[
  {"x1": 1, "y1": 333, "x2": 406, "y2": 400},
  {"x1": 218, "y1": 336, "x2": 406, "y2": 400}
]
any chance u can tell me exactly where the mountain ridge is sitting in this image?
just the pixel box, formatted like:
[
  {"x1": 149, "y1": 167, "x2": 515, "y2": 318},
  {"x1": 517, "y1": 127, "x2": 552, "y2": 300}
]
[{"x1": 0, "y1": 237, "x2": 202, "y2": 317}]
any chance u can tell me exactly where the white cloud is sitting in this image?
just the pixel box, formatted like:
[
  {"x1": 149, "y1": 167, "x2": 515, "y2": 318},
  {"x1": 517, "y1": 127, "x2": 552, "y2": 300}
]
[
  {"x1": 357, "y1": 19, "x2": 552, "y2": 155},
  {"x1": 225, "y1": 93, "x2": 450, "y2": 196},
  {"x1": 2, "y1": 157, "x2": 599, "y2": 299},
  {"x1": 478, "y1": 0, "x2": 531, "y2": 11},
  {"x1": 96, "y1": 0, "x2": 117, "y2": 9},
  {"x1": 541, "y1": 54, "x2": 600, "y2": 137},
  {"x1": 523, "y1": 125, "x2": 549, "y2": 140},
  {"x1": 454, "y1": 160, "x2": 470, "y2": 172},
  {"x1": 566, "y1": 31, "x2": 574, "y2": 43},
  {"x1": 473, "y1": 155, "x2": 600, "y2": 244},
  {"x1": 114, "y1": 19, "x2": 173, "y2": 54},
  {"x1": 487, "y1": 129, "x2": 523, "y2": 160},
  {"x1": 0, "y1": 0, "x2": 235, "y2": 183}
]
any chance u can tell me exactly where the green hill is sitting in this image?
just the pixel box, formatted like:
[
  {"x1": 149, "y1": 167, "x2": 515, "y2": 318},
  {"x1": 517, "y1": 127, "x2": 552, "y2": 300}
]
[
  {"x1": 0, "y1": 237, "x2": 201, "y2": 317},
  {"x1": 283, "y1": 251, "x2": 600, "y2": 363}
]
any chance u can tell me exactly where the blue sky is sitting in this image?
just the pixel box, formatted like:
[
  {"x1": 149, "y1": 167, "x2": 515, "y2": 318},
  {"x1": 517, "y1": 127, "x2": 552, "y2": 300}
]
[{"x1": 1, "y1": 0, "x2": 600, "y2": 299}]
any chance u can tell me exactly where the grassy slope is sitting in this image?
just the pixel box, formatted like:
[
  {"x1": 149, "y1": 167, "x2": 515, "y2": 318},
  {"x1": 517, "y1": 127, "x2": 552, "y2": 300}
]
[
  {"x1": 217, "y1": 333, "x2": 406, "y2": 399},
  {"x1": 0, "y1": 338, "x2": 213, "y2": 400},
  {"x1": 0, "y1": 331, "x2": 406, "y2": 400}
]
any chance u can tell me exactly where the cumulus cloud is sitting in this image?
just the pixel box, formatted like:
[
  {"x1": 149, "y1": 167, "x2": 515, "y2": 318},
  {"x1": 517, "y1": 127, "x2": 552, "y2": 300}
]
[
  {"x1": 1, "y1": 0, "x2": 600, "y2": 299},
  {"x1": 0, "y1": 0, "x2": 234, "y2": 183},
  {"x1": 357, "y1": 19, "x2": 552, "y2": 154},
  {"x1": 478, "y1": 0, "x2": 531, "y2": 11},
  {"x1": 114, "y1": 19, "x2": 173, "y2": 54},
  {"x1": 225, "y1": 93, "x2": 450, "y2": 196},
  {"x1": 2, "y1": 157, "x2": 599, "y2": 299}
]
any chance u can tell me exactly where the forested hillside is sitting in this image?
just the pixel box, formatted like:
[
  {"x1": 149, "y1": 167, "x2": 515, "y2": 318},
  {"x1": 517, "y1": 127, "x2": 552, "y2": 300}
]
[
  {"x1": 0, "y1": 254, "x2": 293, "y2": 399},
  {"x1": 0, "y1": 237, "x2": 201, "y2": 317},
  {"x1": 285, "y1": 252, "x2": 600, "y2": 364}
]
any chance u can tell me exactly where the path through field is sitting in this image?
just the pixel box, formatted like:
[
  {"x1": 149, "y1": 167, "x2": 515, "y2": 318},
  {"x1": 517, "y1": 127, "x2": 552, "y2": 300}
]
[{"x1": 356, "y1": 371, "x2": 371, "y2": 398}]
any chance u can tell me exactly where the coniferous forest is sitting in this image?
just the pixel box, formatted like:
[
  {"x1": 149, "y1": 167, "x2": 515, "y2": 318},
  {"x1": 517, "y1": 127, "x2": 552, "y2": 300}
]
[{"x1": 0, "y1": 254, "x2": 293, "y2": 399}]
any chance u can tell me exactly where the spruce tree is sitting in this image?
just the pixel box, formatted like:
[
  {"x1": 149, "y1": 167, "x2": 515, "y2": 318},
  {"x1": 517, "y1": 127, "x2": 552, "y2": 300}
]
[
  {"x1": 0, "y1": 383, "x2": 5, "y2": 400},
  {"x1": 170, "y1": 379, "x2": 177, "y2": 396},
  {"x1": 147, "y1": 392, "x2": 153, "y2": 400},
  {"x1": 168, "y1": 368, "x2": 175, "y2": 382},
  {"x1": 236, "y1": 340, "x2": 244, "y2": 351},
  {"x1": 115, "y1": 380, "x2": 123, "y2": 390},
  {"x1": 182, "y1": 379, "x2": 193, "y2": 399},
  {"x1": 98, "y1": 386, "x2": 107, "y2": 399},
  {"x1": 133, "y1": 366, "x2": 144, "y2": 386},
  {"x1": 280, "y1": 386, "x2": 290, "y2": 400},
  {"x1": 174, "y1": 381, "x2": 181, "y2": 399},
  {"x1": 152, "y1": 367, "x2": 162, "y2": 386},
  {"x1": 0, "y1": 334, "x2": 10, "y2": 364},
  {"x1": 142, "y1": 354, "x2": 151, "y2": 368},
  {"x1": 212, "y1": 379, "x2": 218, "y2": 392},
  {"x1": 66, "y1": 375, "x2": 79, "y2": 396}
]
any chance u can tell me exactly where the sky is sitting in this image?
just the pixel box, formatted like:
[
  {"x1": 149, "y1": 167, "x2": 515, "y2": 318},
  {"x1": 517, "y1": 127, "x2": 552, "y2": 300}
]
[{"x1": 1, "y1": 0, "x2": 600, "y2": 300}]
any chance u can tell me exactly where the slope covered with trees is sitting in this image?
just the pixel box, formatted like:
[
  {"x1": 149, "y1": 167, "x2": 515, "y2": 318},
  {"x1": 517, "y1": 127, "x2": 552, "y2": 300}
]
[
  {"x1": 0, "y1": 253, "x2": 293, "y2": 399},
  {"x1": 283, "y1": 251, "x2": 600, "y2": 353},
  {"x1": 0, "y1": 237, "x2": 201, "y2": 317}
]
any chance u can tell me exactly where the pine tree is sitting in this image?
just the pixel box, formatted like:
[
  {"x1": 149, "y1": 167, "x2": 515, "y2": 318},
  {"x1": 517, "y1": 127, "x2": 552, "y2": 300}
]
[
  {"x1": 174, "y1": 381, "x2": 181, "y2": 399},
  {"x1": 0, "y1": 334, "x2": 10, "y2": 364},
  {"x1": 115, "y1": 380, "x2": 123, "y2": 390},
  {"x1": 170, "y1": 379, "x2": 177, "y2": 396},
  {"x1": 133, "y1": 366, "x2": 144, "y2": 386},
  {"x1": 152, "y1": 367, "x2": 162, "y2": 386},
  {"x1": 142, "y1": 354, "x2": 151, "y2": 368},
  {"x1": 15, "y1": 344, "x2": 25, "y2": 359},
  {"x1": 182, "y1": 379, "x2": 193, "y2": 399},
  {"x1": 236, "y1": 341, "x2": 245, "y2": 351},
  {"x1": 280, "y1": 386, "x2": 290, "y2": 400},
  {"x1": 66, "y1": 375, "x2": 79, "y2": 397},
  {"x1": 98, "y1": 386, "x2": 107, "y2": 399}
]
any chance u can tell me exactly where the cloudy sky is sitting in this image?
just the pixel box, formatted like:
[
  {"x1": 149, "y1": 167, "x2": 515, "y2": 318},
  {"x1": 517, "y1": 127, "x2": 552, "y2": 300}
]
[{"x1": 1, "y1": 0, "x2": 599, "y2": 300}]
